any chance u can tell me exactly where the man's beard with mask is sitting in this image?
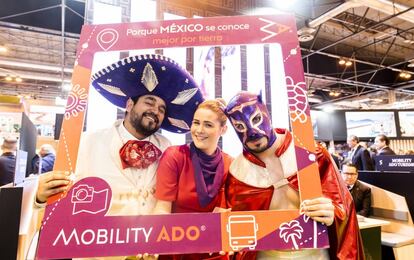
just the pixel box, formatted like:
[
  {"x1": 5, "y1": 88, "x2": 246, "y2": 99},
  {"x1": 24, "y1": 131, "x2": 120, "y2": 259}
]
[
  {"x1": 128, "y1": 110, "x2": 161, "y2": 137},
  {"x1": 246, "y1": 136, "x2": 269, "y2": 153}
]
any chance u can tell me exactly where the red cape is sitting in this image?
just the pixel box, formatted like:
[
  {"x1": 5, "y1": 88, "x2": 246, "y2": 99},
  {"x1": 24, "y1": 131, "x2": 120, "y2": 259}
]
[{"x1": 226, "y1": 129, "x2": 365, "y2": 260}]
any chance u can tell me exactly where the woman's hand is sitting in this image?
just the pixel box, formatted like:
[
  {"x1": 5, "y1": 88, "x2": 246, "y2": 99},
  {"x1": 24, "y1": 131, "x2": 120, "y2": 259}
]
[
  {"x1": 301, "y1": 197, "x2": 334, "y2": 226},
  {"x1": 36, "y1": 171, "x2": 71, "y2": 203},
  {"x1": 212, "y1": 207, "x2": 231, "y2": 213},
  {"x1": 152, "y1": 200, "x2": 172, "y2": 215}
]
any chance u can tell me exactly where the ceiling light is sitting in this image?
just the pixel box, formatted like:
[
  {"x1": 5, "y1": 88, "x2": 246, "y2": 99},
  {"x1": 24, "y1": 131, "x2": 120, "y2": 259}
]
[
  {"x1": 399, "y1": 71, "x2": 412, "y2": 79},
  {"x1": 15, "y1": 76, "x2": 22, "y2": 82},
  {"x1": 329, "y1": 91, "x2": 341, "y2": 97},
  {"x1": 297, "y1": 27, "x2": 315, "y2": 42},
  {"x1": 273, "y1": 0, "x2": 299, "y2": 9},
  {"x1": 338, "y1": 58, "x2": 352, "y2": 66},
  {"x1": 25, "y1": 95, "x2": 31, "y2": 99},
  {"x1": 5, "y1": 75, "x2": 12, "y2": 81},
  {"x1": 0, "y1": 45, "x2": 7, "y2": 53}
]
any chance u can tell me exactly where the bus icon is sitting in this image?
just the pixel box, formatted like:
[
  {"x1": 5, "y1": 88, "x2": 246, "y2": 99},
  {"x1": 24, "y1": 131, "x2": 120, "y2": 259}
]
[{"x1": 226, "y1": 215, "x2": 259, "y2": 251}]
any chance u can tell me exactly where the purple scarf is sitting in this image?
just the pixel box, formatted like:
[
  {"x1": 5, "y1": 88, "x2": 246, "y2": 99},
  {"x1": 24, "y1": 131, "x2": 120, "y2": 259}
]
[{"x1": 190, "y1": 142, "x2": 224, "y2": 208}]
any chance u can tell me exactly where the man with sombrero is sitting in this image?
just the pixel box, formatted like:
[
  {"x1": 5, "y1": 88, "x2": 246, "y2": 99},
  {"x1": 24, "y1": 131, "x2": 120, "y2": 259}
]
[{"x1": 36, "y1": 54, "x2": 204, "y2": 216}]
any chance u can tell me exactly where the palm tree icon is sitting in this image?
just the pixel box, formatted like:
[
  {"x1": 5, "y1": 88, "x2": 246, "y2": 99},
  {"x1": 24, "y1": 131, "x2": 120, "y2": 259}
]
[{"x1": 279, "y1": 220, "x2": 304, "y2": 250}]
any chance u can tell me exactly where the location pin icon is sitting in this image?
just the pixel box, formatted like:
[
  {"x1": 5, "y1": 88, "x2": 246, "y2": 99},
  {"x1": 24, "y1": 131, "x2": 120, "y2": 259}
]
[{"x1": 96, "y1": 28, "x2": 119, "y2": 51}]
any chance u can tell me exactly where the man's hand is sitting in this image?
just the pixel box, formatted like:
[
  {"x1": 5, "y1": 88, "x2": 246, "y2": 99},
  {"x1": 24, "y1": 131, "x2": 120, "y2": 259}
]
[
  {"x1": 136, "y1": 253, "x2": 159, "y2": 259},
  {"x1": 301, "y1": 197, "x2": 334, "y2": 226},
  {"x1": 36, "y1": 171, "x2": 72, "y2": 203}
]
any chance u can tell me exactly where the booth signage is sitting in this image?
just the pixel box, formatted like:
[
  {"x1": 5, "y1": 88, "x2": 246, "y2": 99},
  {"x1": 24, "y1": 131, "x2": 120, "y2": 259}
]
[{"x1": 375, "y1": 155, "x2": 414, "y2": 172}]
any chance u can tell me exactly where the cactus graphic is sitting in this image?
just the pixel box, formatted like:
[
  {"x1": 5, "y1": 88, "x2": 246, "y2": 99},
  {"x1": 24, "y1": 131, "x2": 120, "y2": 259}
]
[{"x1": 279, "y1": 220, "x2": 304, "y2": 250}]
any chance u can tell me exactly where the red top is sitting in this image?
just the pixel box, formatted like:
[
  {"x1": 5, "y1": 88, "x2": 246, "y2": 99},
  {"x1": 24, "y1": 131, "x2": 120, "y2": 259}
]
[
  {"x1": 227, "y1": 129, "x2": 365, "y2": 260},
  {"x1": 155, "y1": 145, "x2": 232, "y2": 213}
]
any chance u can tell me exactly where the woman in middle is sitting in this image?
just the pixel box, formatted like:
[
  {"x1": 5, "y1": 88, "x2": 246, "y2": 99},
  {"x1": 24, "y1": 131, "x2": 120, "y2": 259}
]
[{"x1": 153, "y1": 99, "x2": 232, "y2": 260}]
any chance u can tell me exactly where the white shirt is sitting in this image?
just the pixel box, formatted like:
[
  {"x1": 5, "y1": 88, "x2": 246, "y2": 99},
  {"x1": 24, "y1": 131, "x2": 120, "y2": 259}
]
[
  {"x1": 348, "y1": 145, "x2": 359, "y2": 160},
  {"x1": 76, "y1": 120, "x2": 171, "y2": 216}
]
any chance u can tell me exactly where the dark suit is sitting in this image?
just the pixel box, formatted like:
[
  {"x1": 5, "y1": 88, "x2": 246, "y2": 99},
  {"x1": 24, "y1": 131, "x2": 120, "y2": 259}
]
[
  {"x1": 31, "y1": 153, "x2": 56, "y2": 174},
  {"x1": 349, "y1": 180, "x2": 371, "y2": 217},
  {"x1": 352, "y1": 145, "x2": 374, "y2": 171},
  {"x1": 0, "y1": 152, "x2": 16, "y2": 186},
  {"x1": 377, "y1": 146, "x2": 396, "y2": 155}
]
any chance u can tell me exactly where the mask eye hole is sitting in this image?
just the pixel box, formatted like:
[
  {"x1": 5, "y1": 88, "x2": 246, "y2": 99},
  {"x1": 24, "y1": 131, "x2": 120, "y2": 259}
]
[
  {"x1": 235, "y1": 123, "x2": 245, "y2": 132},
  {"x1": 252, "y1": 113, "x2": 262, "y2": 124},
  {"x1": 231, "y1": 118, "x2": 247, "y2": 133}
]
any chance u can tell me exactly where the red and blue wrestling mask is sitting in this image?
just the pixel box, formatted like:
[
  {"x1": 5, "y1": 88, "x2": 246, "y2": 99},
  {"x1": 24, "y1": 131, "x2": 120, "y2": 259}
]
[{"x1": 225, "y1": 91, "x2": 276, "y2": 153}]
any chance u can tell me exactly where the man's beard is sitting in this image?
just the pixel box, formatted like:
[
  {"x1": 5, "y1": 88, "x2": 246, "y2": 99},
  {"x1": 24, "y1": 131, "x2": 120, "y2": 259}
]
[
  {"x1": 245, "y1": 136, "x2": 269, "y2": 153},
  {"x1": 128, "y1": 110, "x2": 160, "y2": 137}
]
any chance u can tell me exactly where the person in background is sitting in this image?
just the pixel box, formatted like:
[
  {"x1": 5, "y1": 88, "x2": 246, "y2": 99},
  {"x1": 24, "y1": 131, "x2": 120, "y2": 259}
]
[
  {"x1": 341, "y1": 163, "x2": 371, "y2": 217},
  {"x1": 0, "y1": 137, "x2": 18, "y2": 186},
  {"x1": 367, "y1": 145, "x2": 377, "y2": 159},
  {"x1": 224, "y1": 92, "x2": 364, "y2": 260},
  {"x1": 359, "y1": 141, "x2": 368, "y2": 149},
  {"x1": 328, "y1": 146, "x2": 341, "y2": 169},
  {"x1": 153, "y1": 99, "x2": 231, "y2": 260},
  {"x1": 318, "y1": 141, "x2": 341, "y2": 169},
  {"x1": 347, "y1": 135, "x2": 374, "y2": 171},
  {"x1": 374, "y1": 134, "x2": 396, "y2": 155},
  {"x1": 32, "y1": 144, "x2": 56, "y2": 174}
]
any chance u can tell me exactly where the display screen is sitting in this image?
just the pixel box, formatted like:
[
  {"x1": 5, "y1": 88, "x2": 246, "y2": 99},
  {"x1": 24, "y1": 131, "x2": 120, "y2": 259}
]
[
  {"x1": 399, "y1": 111, "x2": 414, "y2": 137},
  {"x1": 345, "y1": 111, "x2": 397, "y2": 137}
]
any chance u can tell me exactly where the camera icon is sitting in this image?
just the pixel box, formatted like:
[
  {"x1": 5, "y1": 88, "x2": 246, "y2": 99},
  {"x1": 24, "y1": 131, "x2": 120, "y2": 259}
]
[{"x1": 71, "y1": 184, "x2": 94, "y2": 204}]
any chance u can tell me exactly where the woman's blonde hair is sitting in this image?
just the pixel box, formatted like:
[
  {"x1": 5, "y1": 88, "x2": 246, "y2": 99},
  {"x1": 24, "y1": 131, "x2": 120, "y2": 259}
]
[{"x1": 196, "y1": 98, "x2": 227, "y2": 126}]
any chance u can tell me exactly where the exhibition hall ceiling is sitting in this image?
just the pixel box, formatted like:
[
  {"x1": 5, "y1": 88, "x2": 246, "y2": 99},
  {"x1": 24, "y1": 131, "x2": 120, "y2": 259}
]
[{"x1": 0, "y1": 0, "x2": 413, "y2": 110}]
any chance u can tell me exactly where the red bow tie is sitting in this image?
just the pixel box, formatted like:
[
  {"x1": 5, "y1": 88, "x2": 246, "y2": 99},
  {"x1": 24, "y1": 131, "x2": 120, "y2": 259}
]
[{"x1": 119, "y1": 140, "x2": 162, "y2": 169}]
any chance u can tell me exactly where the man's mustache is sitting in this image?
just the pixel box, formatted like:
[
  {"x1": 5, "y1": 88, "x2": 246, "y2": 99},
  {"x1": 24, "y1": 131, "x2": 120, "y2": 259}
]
[{"x1": 246, "y1": 134, "x2": 265, "y2": 143}]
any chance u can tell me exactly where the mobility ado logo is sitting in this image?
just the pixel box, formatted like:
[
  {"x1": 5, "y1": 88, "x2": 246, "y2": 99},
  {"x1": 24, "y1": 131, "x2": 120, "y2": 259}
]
[
  {"x1": 51, "y1": 225, "x2": 203, "y2": 247},
  {"x1": 39, "y1": 177, "x2": 210, "y2": 257}
]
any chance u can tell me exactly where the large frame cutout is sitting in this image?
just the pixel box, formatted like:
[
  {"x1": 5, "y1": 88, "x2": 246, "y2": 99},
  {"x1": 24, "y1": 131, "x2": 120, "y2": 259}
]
[{"x1": 37, "y1": 15, "x2": 329, "y2": 259}]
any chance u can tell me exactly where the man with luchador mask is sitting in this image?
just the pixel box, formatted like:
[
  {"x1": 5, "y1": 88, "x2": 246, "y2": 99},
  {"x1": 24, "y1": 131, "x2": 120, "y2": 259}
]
[{"x1": 225, "y1": 91, "x2": 364, "y2": 260}]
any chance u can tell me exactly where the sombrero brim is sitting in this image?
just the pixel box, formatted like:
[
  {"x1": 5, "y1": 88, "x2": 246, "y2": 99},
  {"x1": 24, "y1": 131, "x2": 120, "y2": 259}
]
[{"x1": 91, "y1": 54, "x2": 204, "y2": 133}]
